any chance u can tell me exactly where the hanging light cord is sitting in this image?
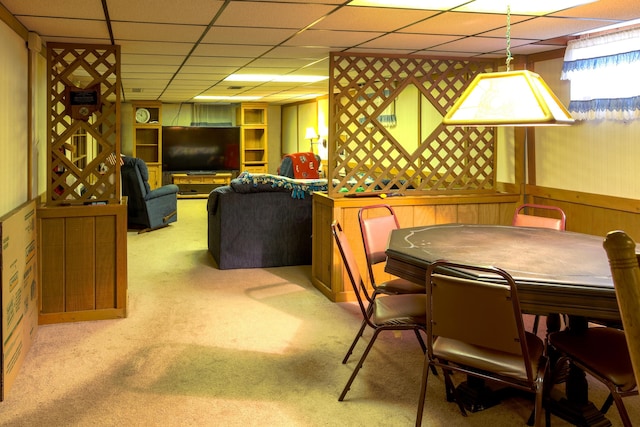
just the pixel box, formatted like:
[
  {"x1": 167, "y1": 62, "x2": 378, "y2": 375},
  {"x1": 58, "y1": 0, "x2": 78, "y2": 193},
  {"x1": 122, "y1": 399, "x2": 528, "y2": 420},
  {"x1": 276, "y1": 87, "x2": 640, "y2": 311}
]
[{"x1": 505, "y1": 5, "x2": 512, "y2": 72}]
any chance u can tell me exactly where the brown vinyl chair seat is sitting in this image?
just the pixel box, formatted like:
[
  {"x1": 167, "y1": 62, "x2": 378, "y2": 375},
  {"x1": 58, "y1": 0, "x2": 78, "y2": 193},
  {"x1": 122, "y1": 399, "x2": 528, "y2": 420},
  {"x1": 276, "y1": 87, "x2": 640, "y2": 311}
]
[
  {"x1": 371, "y1": 293, "x2": 427, "y2": 325},
  {"x1": 434, "y1": 332, "x2": 545, "y2": 383},
  {"x1": 376, "y1": 277, "x2": 425, "y2": 295},
  {"x1": 549, "y1": 327, "x2": 636, "y2": 393}
]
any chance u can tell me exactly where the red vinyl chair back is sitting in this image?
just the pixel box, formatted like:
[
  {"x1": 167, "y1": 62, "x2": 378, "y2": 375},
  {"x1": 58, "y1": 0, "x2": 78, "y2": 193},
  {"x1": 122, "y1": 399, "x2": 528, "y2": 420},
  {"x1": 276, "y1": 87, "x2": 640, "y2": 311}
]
[{"x1": 512, "y1": 203, "x2": 566, "y2": 231}]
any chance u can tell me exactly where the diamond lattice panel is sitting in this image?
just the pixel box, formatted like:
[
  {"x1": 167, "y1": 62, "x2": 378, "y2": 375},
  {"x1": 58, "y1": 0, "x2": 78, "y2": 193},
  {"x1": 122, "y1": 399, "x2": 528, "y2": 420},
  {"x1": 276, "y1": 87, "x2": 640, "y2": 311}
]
[
  {"x1": 48, "y1": 43, "x2": 121, "y2": 205},
  {"x1": 329, "y1": 52, "x2": 497, "y2": 196}
]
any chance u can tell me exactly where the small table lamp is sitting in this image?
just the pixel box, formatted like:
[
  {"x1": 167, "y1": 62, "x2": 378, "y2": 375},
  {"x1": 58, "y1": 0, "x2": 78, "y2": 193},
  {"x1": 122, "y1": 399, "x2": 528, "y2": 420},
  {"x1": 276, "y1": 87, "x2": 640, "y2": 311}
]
[{"x1": 305, "y1": 127, "x2": 318, "y2": 151}]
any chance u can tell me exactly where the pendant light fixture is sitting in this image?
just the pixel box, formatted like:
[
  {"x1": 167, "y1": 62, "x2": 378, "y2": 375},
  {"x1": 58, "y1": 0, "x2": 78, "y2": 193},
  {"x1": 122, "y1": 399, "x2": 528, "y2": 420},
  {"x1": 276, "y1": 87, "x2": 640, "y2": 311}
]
[{"x1": 443, "y1": 6, "x2": 575, "y2": 126}]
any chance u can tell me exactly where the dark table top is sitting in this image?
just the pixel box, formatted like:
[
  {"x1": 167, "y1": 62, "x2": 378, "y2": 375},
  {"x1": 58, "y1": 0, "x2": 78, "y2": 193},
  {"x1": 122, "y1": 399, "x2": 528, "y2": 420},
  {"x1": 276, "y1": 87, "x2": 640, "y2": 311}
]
[{"x1": 385, "y1": 224, "x2": 621, "y2": 321}]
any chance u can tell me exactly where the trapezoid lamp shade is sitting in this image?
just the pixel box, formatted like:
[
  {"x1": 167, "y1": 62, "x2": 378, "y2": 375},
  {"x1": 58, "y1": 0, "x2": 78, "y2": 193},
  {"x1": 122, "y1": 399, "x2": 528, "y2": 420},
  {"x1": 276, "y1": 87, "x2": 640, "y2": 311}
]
[{"x1": 443, "y1": 70, "x2": 575, "y2": 127}]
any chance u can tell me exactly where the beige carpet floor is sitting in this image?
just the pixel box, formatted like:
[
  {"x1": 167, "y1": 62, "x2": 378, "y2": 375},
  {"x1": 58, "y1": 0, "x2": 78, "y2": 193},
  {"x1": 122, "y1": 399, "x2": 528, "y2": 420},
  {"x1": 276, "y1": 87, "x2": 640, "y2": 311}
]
[{"x1": 0, "y1": 199, "x2": 637, "y2": 426}]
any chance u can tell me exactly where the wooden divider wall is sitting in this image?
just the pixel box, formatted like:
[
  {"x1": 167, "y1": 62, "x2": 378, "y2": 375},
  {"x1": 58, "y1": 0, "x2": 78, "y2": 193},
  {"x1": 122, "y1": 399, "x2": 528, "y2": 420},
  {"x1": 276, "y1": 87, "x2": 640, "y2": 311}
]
[
  {"x1": 39, "y1": 43, "x2": 127, "y2": 324},
  {"x1": 311, "y1": 192, "x2": 520, "y2": 302},
  {"x1": 314, "y1": 52, "x2": 520, "y2": 301},
  {"x1": 38, "y1": 203, "x2": 127, "y2": 324}
]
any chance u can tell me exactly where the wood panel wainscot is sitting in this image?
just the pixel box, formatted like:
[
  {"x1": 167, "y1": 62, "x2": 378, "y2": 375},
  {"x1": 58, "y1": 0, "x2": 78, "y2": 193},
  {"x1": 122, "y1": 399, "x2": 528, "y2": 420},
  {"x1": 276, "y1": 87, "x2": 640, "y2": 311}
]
[
  {"x1": 311, "y1": 192, "x2": 521, "y2": 302},
  {"x1": 37, "y1": 203, "x2": 128, "y2": 324},
  {"x1": 525, "y1": 184, "x2": 640, "y2": 241}
]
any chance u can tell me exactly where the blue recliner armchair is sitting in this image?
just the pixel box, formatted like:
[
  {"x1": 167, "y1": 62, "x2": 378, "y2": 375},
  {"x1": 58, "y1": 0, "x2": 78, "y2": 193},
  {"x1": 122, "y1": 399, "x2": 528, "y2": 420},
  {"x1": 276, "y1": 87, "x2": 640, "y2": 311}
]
[{"x1": 121, "y1": 156, "x2": 178, "y2": 231}]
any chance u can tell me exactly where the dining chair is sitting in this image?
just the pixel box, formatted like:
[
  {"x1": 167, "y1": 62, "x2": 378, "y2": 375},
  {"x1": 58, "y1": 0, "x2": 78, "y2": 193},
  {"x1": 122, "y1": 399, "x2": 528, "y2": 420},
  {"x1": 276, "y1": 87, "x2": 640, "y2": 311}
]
[
  {"x1": 544, "y1": 229, "x2": 640, "y2": 427},
  {"x1": 512, "y1": 203, "x2": 567, "y2": 231},
  {"x1": 416, "y1": 260, "x2": 548, "y2": 427},
  {"x1": 342, "y1": 204, "x2": 425, "y2": 364},
  {"x1": 512, "y1": 203, "x2": 567, "y2": 335},
  {"x1": 331, "y1": 221, "x2": 427, "y2": 402},
  {"x1": 603, "y1": 230, "x2": 640, "y2": 389},
  {"x1": 547, "y1": 327, "x2": 637, "y2": 427}
]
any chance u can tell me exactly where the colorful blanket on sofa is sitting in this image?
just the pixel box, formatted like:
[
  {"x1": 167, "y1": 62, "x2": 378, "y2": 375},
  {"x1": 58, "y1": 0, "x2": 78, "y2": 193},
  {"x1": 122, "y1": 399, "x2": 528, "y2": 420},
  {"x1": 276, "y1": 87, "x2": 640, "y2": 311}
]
[{"x1": 236, "y1": 172, "x2": 328, "y2": 199}]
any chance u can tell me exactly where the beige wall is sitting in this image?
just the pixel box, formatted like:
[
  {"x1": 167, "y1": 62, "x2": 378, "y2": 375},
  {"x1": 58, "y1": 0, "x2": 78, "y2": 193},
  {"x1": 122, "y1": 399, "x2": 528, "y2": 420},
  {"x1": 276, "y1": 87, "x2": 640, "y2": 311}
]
[
  {"x1": 281, "y1": 104, "x2": 298, "y2": 154},
  {"x1": 267, "y1": 104, "x2": 281, "y2": 174},
  {"x1": 0, "y1": 18, "x2": 29, "y2": 217},
  {"x1": 280, "y1": 100, "x2": 320, "y2": 157},
  {"x1": 34, "y1": 51, "x2": 47, "y2": 199}
]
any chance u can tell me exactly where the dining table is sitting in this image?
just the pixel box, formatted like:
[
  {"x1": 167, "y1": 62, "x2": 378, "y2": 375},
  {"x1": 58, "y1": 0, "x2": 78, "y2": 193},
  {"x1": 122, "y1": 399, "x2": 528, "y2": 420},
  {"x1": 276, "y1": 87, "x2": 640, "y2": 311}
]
[{"x1": 384, "y1": 223, "x2": 625, "y2": 427}]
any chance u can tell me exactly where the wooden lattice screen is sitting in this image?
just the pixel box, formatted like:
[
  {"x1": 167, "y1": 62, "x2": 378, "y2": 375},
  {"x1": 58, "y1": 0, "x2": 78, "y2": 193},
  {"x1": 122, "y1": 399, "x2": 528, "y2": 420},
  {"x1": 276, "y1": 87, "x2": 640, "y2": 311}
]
[
  {"x1": 328, "y1": 52, "x2": 499, "y2": 196},
  {"x1": 47, "y1": 43, "x2": 121, "y2": 205}
]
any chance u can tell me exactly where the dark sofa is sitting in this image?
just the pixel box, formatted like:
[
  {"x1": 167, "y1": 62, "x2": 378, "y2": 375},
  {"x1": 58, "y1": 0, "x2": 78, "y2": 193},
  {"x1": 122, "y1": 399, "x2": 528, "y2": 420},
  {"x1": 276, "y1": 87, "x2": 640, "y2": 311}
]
[{"x1": 207, "y1": 173, "x2": 328, "y2": 269}]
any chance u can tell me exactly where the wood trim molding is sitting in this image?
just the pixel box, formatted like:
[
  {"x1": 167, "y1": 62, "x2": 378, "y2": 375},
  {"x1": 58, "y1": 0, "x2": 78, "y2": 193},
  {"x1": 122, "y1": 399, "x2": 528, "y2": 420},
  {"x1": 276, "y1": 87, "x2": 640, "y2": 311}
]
[
  {"x1": 0, "y1": 3, "x2": 28, "y2": 40},
  {"x1": 526, "y1": 184, "x2": 640, "y2": 214}
]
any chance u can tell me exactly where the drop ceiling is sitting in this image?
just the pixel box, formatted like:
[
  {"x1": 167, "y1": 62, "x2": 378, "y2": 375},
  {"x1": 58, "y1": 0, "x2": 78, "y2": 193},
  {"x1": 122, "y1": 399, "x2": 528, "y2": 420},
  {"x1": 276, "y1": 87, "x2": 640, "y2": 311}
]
[{"x1": 1, "y1": 0, "x2": 639, "y2": 104}]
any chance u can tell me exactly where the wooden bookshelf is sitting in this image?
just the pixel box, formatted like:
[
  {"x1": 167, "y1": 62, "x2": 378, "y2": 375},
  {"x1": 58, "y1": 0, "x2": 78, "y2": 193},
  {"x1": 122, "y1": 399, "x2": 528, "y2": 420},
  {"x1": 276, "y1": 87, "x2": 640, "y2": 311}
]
[
  {"x1": 133, "y1": 101, "x2": 162, "y2": 189},
  {"x1": 237, "y1": 103, "x2": 268, "y2": 173}
]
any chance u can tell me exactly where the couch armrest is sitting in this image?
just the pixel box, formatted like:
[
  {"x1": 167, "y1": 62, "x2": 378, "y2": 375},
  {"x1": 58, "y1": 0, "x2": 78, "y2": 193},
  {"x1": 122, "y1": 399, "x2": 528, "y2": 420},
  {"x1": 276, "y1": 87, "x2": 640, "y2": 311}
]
[{"x1": 145, "y1": 184, "x2": 179, "y2": 201}]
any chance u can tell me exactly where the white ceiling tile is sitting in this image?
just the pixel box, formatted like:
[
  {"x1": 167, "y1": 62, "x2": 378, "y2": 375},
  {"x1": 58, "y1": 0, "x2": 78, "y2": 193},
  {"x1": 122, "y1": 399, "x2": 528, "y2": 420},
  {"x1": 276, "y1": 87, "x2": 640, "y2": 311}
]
[
  {"x1": 312, "y1": 6, "x2": 438, "y2": 32},
  {"x1": 1, "y1": 0, "x2": 105, "y2": 19},
  {"x1": 248, "y1": 57, "x2": 325, "y2": 69},
  {"x1": 17, "y1": 16, "x2": 110, "y2": 39},
  {"x1": 120, "y1": 41, "x2": 193, "y2": 55},
  {"x1": 121, "y1": 64, "x2": 180, "y2": 74},
  {"x1": 111, "y1": 22, "x2": 207, "y2": 43},
  {"x1": 399, "y1": 12, "x2": 532, "y2": 36},
  {"x1": 121, "y1": 54, "x2": 185, "y2": 66},
  {"x1": 184, "y1": 57, "x2": 253, "y2": 67},
  {"x1": 215, "y1": 2, "x2": 337, "y2": 29},
  {"x1": 107, "y1": 0, "x2": 224, "y2": 25},
  {"x1": 122, "y1": 78, "x2": 171, "y2": 87},
  {"x1": 429, "y1": 36, "x2": 536, "y2": 54},
  {"x1": 343, "y1": 47, "x2": 425, "y2": 56},
  {"x1": 172, "y1": 74, "x2": 223, "y2": 82},
  {"x1": 191, "y1": 44, "x2": 272, "y2": 58},
  {"x1": 179, "y1": 65, "x2": 240, "y2": 75},
  {"x1": 550, "y1": 0, "x2": 640, "y2": 20},
  {"x1": 263, "y1": 46, "x2": 330, "y2": 60},
  {"x1": 202, "y1": 27, "x2": 297, "y2": 45},
  {"x1": 358, "y1": 33, "x2": 463, "y2": 50},
  {"x1": 284, "y1": 29, "x2": 383, "y2": 48},
  {"x1": 41, "y1": 36, "x2": 113, "y2": 45}
]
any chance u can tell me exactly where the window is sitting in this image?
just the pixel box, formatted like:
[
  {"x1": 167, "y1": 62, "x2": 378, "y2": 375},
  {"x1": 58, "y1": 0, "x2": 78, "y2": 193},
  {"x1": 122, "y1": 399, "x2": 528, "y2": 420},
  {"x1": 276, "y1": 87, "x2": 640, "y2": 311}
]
[{"x1": 561, "y1": 28, "x2": 640, "y2": 121}]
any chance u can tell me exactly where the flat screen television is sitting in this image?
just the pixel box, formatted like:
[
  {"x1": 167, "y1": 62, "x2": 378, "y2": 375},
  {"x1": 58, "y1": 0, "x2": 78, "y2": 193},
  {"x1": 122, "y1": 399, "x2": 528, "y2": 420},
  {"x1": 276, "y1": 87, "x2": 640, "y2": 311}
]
[{"x1": 162, "y1": 126, "x2": 240, "y2": 172}]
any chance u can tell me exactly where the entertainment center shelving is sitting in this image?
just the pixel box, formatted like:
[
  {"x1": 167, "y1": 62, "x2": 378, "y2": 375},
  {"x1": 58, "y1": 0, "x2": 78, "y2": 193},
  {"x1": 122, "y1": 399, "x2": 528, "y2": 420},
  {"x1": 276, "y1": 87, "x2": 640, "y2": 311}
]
[
  {"x1": 132, "y1": 102, "x2": 268, "y2": 195},
  {"x1": 237, "y1": 103, "x2": 268, "y2": 173},
  {"x1": 132, "y1": 101, "x2": 162, "y2": 189}
]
